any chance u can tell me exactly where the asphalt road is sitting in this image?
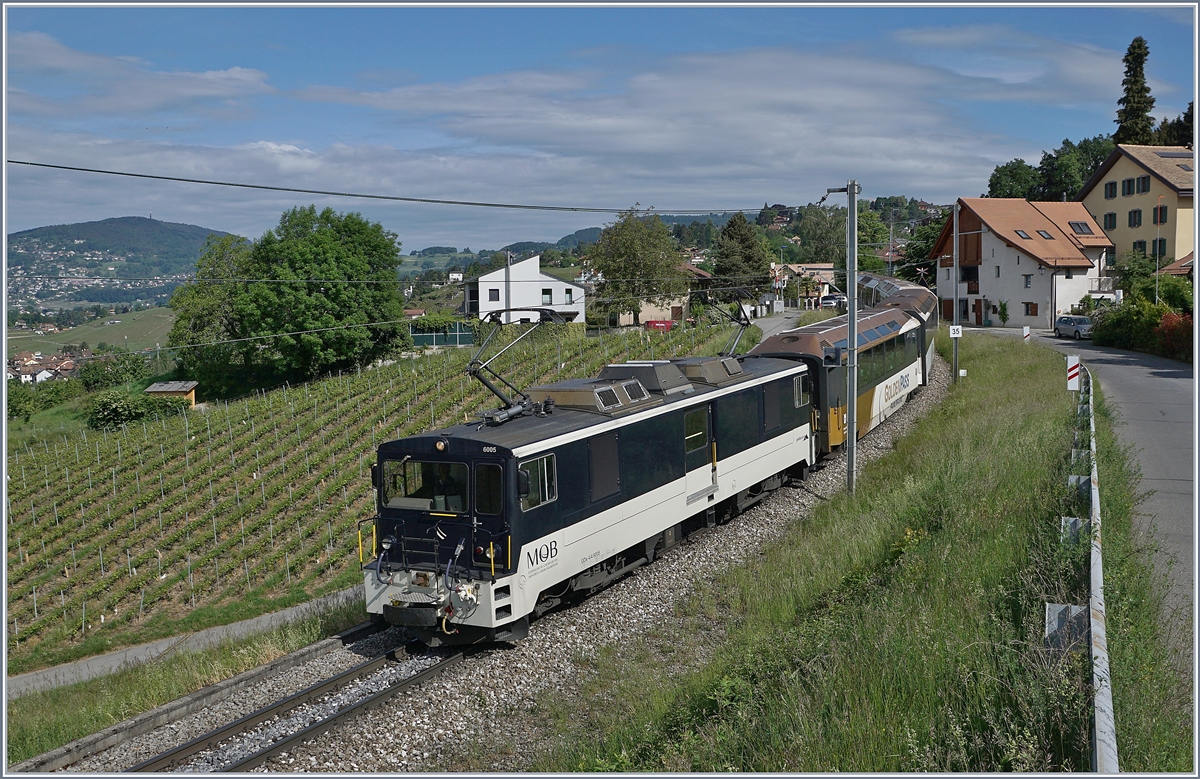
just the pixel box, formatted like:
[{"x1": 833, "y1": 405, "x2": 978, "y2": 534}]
[{"x1": 979, "y1": 327, "x2": 1194, "y2": 669}]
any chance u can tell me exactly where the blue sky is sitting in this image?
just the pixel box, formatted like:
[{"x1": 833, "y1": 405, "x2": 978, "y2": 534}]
[{"x1": 5, "y1": 4, "x2": 1195, "y2": 252}]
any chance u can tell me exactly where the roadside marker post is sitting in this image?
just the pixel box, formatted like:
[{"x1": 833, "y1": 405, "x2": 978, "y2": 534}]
[
  {"x1": 1067, "y1": 355, "x2": 1080, "y2": 392},
  {"x1": 1022, "y1": 325, "x2": 1030, "y2": 343}
]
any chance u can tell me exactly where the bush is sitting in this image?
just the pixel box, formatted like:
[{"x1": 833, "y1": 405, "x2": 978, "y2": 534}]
[
  {"x1": 78, "y1": 352, "x2": 150, "y2": 391},
  {"x1": 89, "y1": 389, "x2": 190, "y2": 429},
  {"x1": 1091, "y1": 298, "x2": 1171, "y2": 350},
  {"x1": 1154, "y1": 312, "x2": 1193, "y2": 362},
  {"x1": 1130, "y1": 274, "x2": 1194, "y2": 314}
]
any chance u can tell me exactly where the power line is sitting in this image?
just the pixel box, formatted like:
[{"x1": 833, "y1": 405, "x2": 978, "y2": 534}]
[{"x1": 7, "y1": 159, "x2": 759, "y2": 216}]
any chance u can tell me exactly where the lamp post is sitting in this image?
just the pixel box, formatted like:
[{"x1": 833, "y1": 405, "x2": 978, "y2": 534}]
[
  {"x1": 1155, "y1": 194, "x2": 1164, "y2": 304},
  {"x1": 828, "y1": 180, "x2": 860, "y2": 494}
]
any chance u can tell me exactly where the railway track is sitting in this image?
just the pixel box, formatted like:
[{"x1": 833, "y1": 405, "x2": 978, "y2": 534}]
[{"x1": 126, "y1": 649, "x2": 462, "y2": 773}]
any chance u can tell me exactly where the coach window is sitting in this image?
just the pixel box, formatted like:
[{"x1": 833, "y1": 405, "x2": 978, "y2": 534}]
[
  {"x1": 794, "y1": 374, "x2": 811, "y2": 408},
  {"x1": 518, "y1": 454, "x2": 556, "y2": 511},
  {"x1": 475, "y1": 463, "x2": 503, "y2": 515},
  {"x1": 684, "y1": 408, "x2": 708, "y2": 453}
]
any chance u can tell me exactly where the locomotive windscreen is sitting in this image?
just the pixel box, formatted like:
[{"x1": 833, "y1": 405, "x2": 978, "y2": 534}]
[{"x1": 382, "y1": 459, "x2": 468, "y2": 512}]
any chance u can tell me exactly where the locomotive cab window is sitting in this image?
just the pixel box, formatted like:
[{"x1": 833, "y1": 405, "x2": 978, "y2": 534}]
[
  {"x1": 518, "y1": 454, "x2": 557, "y2": 511},
  {"x1": 382, "y1": 460, "x2": 468, "y2": 512},
  {"x1": 475, "y1": 463, "x2": 503, "y2": 515}
]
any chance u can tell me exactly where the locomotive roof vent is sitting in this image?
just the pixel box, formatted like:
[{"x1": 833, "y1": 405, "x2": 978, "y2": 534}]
[
  {"x1": 670, "y1": 356, "x2": 750, "y2": 387},
  {"x1": 598, "y1": 361, "x2": 694, "y2": 396},
  {"x1": 526, "y1": 376, "x2": 663, "y2": 415}
]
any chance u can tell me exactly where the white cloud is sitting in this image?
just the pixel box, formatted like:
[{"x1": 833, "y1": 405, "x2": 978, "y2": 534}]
[
  {"x1": 7, "y1": 32, "x2": 274, "y2": 117},
  {"x1": 10, "y1": 25, "x2": 1182, "y2": 248}
]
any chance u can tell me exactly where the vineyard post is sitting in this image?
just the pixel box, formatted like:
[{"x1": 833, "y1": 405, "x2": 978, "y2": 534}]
[
  {"x1": 54, "y1": 501, "x2": 59, "y2": 526},
  {"x1": 285, "y1": 550, "x2": 291, "y2": 583},
  {"x1": 240, "y1": 517, "x2": 246, "y2": 549},
  {"x1": 99, "y1": 546, "x2": 104, "y2": 574},
  {"x1": 215, "y1": 557, "x2": 219, "y2": 587},
  {"x1": 213, "y1": 514, "x2": 218, "y2": 548},
  {"x1": 81, "y1": 600, "x2": 85, "y2": 637},
  {"x1": 245, "y1": 559, "x2": 250, "y2": 591},
  {"x1": 61, "y1": 589, "x2": 65, "y2": 621},
  {"x1": 112, "y1": 468, "x2": 117, "y2": 497},
  {"x1": 270, "y1": 516, "x2": 274, "y2": 547},
  {"x1": 139, "y1": 589, "x2": 145, "y2": 619},
  {"x1": 32, "y1": 586, "x2": 37, "y2": 619},
  {"x1": 71, "y1": 542, "x2": 76, "y2": 572}
]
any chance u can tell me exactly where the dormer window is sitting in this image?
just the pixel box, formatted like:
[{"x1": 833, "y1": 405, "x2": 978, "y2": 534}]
[
  {"x1": 1015, "y1": 230, "x2": 1032, "y2": 239},
  {"x1": 1036, "y1": 230, "x2": 1054, "y2": 239}
]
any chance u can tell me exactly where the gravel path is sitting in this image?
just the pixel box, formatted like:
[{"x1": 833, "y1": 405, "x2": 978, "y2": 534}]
[
  {"x1": 252, "y1": 355, "x2": 951, "y2": 773},
  {"x1": 61, "y1": 627, "x2": 414, "y2": 773}
]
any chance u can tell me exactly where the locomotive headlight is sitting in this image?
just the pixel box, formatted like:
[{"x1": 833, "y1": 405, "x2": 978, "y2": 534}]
[
  {"x1": 435, "y1": 438, "x2": 448, "y2": 452},
  {"x1": 381, "y1": 535, "x2": 396, "y2": 551}
]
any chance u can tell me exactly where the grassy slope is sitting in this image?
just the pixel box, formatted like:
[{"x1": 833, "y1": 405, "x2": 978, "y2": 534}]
[
  {"x1": 7, "y1": 307, "x2": 176, "y2": 355},
  {"x1": 518, "y1": 330, "x2": 1189, "y2": 771}
]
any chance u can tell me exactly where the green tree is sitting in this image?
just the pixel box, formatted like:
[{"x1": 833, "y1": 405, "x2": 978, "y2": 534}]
[
  {"x1": 1035, "y1": 141, "x2": 1085, "y2": 201},
  {"x1": 239, "y1": 206, "x2": 408, "y2": 379},
  {"x1": 1153, "y1": 101, "x2": 1194, "y2": 146},
  {"x1": 898, "y1": 215, "x2": 948, "y2": 284},
  {"x1": 755, "y1": 203, "x2": 778, "y2": 227},
  {"x1": 6, "y1": 382, "x2": 39, "y2": 422},
  {"x1": 1114, "y1": 36, "x2": 1156, "y2": 145},
  {"x1": 792, "y1": 205, "x2": 845, "y2": 267},
  {"x1": 167, "y1": 234, "x2": 252, "y2": 396},
  {"x1": 988, "y1": 159, "x2": 1040, "y2": 199},
  {"x1": 583, "y1": 206, "x2": 687, "y2": 326},
  {"x1": 714, "y1": 211, "x2": 771, "y2": 298},
  {"x1": 856, "y1": 208, "x2": 889, "y2": 271},
  {"x1": 169, "y1": 208, "x2": 408, "y2": 392}
]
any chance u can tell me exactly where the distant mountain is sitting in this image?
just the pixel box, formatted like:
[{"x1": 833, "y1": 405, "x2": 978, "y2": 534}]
[
  {"x1": 556, "y1": 227, "x2": 602, "y2": 249},
  {"x1": 7, "y1": 216, "x2": 232, "y2": 277},
  {"x1": 500, "y1": 240, "x2": 556, "y2": 255}
]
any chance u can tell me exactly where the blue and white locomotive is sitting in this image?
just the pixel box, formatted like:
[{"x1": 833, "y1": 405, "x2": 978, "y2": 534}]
[{"x1": 363, "y1": 273, "x2": 938, "y2": 645}]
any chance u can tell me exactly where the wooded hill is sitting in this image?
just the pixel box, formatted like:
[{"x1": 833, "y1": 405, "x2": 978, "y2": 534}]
[{"x1": 7, "y1": 217, "x2": 230, "y2": 277}]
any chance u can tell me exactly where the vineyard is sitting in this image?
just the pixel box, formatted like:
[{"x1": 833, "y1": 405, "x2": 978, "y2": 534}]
[{"x1": 5, "y1": 322, "x2": 756, "y2": 674}]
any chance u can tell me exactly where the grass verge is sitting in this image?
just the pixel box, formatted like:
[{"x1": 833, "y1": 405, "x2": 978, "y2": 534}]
[
  {"x1": 5, "y1": 597, "x2": 366, "y2": 766},
  {"x1": 512, "y1": 330, "x2": 1184, "y2": 771}
]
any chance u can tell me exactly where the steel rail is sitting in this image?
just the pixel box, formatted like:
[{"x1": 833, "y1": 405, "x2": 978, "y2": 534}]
[
  {"x1": 218, "y1": 652, "x2": 464, "y2": 772},
  {"x1": 126, "y1": 647, "x2": 402, "y2": 772}
]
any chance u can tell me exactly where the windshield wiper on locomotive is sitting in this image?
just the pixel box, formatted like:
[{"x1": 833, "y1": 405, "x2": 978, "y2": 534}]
[{"x1": 467, "y1": 307, "x2": 575, "y2": 426}]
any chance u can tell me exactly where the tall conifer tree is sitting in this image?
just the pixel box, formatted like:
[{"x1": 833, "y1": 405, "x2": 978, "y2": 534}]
[{"x1": 1114, "y1": 36, "x2": 1156, "y2": 145}]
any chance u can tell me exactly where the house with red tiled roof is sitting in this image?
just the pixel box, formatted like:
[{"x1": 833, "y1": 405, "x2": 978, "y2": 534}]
[
  {"x1": 932, "y1": 199, "x2": 1109, "y2": 329},
  {"x1": 1157, "y1": 250, "x2": 1193, "y2": 280},
  {"x1": 1078, "y1": 144, "x2": 1194, "y2": 265}
]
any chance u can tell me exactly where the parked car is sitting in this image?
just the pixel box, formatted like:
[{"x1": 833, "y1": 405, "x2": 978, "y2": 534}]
[
  {"x1": 820, "y1": 294, "x2": 846, "y2": 309},
  {"x1": 1054, "y1": 315, "x2": 1092, "y2": 339}
]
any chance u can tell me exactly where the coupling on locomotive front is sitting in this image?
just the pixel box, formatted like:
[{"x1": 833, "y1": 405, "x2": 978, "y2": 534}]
[{"x1": 362, "y1": 274, "x2": 939, "y2": 646}]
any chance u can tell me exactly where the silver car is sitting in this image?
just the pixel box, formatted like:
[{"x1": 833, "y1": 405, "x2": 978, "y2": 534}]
[{"x1": 1054, "y1": 315, "x2": 1092, "y2": 339}]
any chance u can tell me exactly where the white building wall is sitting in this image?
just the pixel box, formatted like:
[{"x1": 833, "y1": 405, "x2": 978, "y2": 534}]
[
  {"x1": 936, "y1": 234, "x2": 1103, "y2": 329},
  {"x1": 475, "y1": 255, "x2": 586, "y2": 324}
]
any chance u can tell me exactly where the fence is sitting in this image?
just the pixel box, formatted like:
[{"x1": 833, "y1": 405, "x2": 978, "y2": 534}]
[{"x1": 1053, "y1": 364, "x2": 1118, "y2": 771}]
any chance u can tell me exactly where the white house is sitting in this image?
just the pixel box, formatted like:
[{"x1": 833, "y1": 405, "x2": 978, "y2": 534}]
[
  {"x1": 932, "y1": 199, "x2": 1109, "y2": 329},
  {"x1": 463, "y1": 255, "x2": 586, "y2": 324}
]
